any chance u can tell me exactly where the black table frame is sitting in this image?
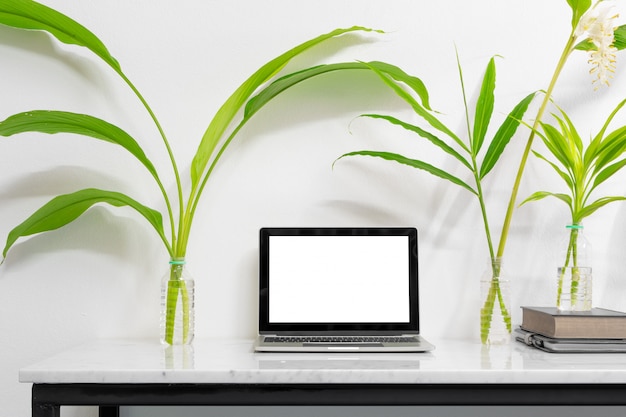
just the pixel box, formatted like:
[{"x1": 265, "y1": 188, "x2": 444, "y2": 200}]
[{"x1": 31, "y1": 382, "x2": 626, "y2": 417}]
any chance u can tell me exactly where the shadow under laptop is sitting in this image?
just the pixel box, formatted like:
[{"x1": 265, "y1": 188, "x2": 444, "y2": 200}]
[{"x1": 253, "y1": 352, "x2": 434, "y2": 370}]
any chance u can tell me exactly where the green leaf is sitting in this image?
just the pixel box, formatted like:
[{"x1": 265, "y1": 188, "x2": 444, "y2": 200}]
[
  {"x1": 566, "y1": 0, "x2": 592, "y2": 30},
  {"x1": 335, "y1": 150, "x2": 477, "y2": 195},
  {"x1": 360, "y1": 114, "x2": 472, "y2": 171},
  {"x1": 359, "y1": 61, "x2": 467, "y2": 153},
  {"x1": 245, "y1": 61, "x2": 432, "y2": 120},
  {"x1": 540, "y1": 122, "x2": 575, "y2": 170},
  {"x1": 592, "y1": 98, "x2": 626, "y2": 146},
  {"x1": 190, "y1": 26, "x2": 381, "y2": 188},
  {"x1": 578, "y1": 196, "x2": 626, "y2": 219},
  {"x1": 0, "y1": 111, "x2": 159, "y2": 179},
  {"x1": 520, "y1": 191, "x2": 572, "y2": 208},
  {"x1": 480, "y1": 92, "x2": 536, "y2": 178},
  {"x1": 472, "y1": 57, "x2": 496, "y2": 156},
  {"x1": 245, "y1": 62, "x2": 367, "y2": 119},
  {"x1": 594, "y1": 126, "x2": 626, "y2": 173},
  {"x1": 532, "y1": 150, "x2": 574, "y2": 191},
  {"x1": 0, "y1": 0, "x2": 120, "y2": 71},
  {"x1": 591, "y1": 158, "x2": 626, "y2": 192},
  {"x1": 2, "y1": 188, "x2": 169, "y2": 259},
  {"x1": 363, "y1": 61, "x2": 432, "y2": 111}
]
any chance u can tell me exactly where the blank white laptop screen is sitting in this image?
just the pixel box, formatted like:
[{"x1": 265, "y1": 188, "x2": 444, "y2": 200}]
[{"x1": 268, "y1": 235, "x2": 410, "y2": 324}]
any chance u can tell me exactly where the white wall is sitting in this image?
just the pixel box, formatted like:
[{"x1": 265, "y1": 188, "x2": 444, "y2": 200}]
[{"x1": 2, "y1": 1, "x2": 626, "y2": 416}]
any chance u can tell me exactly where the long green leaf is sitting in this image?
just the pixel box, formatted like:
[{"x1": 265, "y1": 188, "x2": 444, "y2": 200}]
[
  {"x1": 0, "y1": 0, "x2": 120, "y2": 71},
  {"x1": 594, "y1": 127, "x2": 626, "y2": 172},
  {"x1": 591, "y1": 158, "x2": 626, "y2": 192},
  {"x1": 540, "y1": 122, "x2": 575, "y2": 170},
  {"x1": 578, "y1": 196, "x2": 626, "y2": 219},
  {"x1": 2, "y1": 188, "x2": 168, "y2": 259},
  {"x1": 472, "y1": 57, "x2": 496, "y2": 155},
  {"x1": 244, "y1": 61, "x2": 432, "y2": 120},
  {"x1": 480, "y1": 92, "x2": 536, "y2": 178},
  {"x1": 190, "y1": 26, "x2": 381, "y2": 188},
  {"x1": 532, "y1": 150, "x2": 574, "y2": 191},
  {"x1": 360, "y1": 61, "x2": 467, "y2": 153},
  {"x1": 245, "y1": 62, "x2": 367, "y2": 119},
  {"x1": 335, "y1": 150, "x2": 477, "y2": 195},
  {"x1": 520, "y1": 191, "x2": 572, "y2": 208},
  {"x1": 0, "y1": 111, "x2": 159, "y2": 179},
  {"x1": 360, "y1": 114, "x2": 472, "y2": 171}
]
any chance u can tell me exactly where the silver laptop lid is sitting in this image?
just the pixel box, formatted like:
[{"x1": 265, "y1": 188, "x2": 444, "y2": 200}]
[{"x1": 259, "y1": 227, "x2": 419, "y2": 336}]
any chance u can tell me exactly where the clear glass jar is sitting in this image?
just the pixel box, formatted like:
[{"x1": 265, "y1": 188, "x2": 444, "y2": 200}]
[
  {"x1": 160, "y1": 258, "x2": 195, "y2": 345},
  {"x1": 480, "y1": 258, "x2": 511, "y2": 345},
  {"x1": 557, "y1": 224, "x2": 592, "y2": 311}
]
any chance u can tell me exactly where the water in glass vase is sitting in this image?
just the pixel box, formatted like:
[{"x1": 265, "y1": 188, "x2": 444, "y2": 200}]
[
  {"x1": 556, "y1": 224, "x2": 592, "y2": 311},
  {"x1": 480, "y1": 258, "x2": 512, "y2": 345},
  {"x1": 160, "y1": 259, "x2": 195, "y2": 345}
]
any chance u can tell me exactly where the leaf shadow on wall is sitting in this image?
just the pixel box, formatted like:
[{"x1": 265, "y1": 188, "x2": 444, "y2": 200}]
[
  {"x1": 0, "y1": 166, "x2": 155, "y2": 270},
  {"x1": 0, "y1": 25, "x2": 108, "y2": 91}
]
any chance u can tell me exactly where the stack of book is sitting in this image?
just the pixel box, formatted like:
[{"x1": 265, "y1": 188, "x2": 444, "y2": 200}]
[{"x1": 515, "y1": 306, "x2": 626, "y2": 353}]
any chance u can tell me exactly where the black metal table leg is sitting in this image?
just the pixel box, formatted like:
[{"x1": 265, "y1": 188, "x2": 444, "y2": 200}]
[{"x1": 99, "y1": 406, "x2": 120, "y2": 417}]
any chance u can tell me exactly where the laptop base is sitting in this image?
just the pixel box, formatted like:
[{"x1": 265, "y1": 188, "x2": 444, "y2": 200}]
[{"x1": 254, "y1": 335, "x2": 435, "y2": 352}]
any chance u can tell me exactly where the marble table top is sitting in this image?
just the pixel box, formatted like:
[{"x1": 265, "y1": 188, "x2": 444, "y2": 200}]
[{"x1": 19, "y1": 338, "x2": 626, "y2": 385}]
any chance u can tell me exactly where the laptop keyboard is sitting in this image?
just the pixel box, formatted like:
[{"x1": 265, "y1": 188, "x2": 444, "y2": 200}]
[{"x1": 264, "y1": 336, "x2": 419, "y2": 344}]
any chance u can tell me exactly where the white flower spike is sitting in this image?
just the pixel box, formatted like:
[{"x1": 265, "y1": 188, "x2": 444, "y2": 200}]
[{"x1": 575, "y1": 1, "x2": 619, "y2": 88}]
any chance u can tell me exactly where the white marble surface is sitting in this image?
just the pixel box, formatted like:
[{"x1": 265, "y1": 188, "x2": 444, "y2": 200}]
[{"x1": 19, "y1": 338, "x2": 626, "y2": 384}]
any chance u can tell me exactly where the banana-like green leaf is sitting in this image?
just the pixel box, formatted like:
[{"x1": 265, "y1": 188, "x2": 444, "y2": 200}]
[
  {"x1": 578, "y1": 196, "x2": 626, "y2": 219},
  {"x1": 359, "y1": 113, "x2": 472, "y2": 171},
  {"x1": 566, "y1": 0, "x2": 592, "y2": 30},
  {"x1": 480, "y1": 92, "x2": 536, "y2": 179},
  {"x1": 190, "y1": 26, "x2": 381, "y2": 188},
  {"x1": 2, "y1": 188, "x2": 169, "y2": 260},
  {"x1": 358, "y1": 61, "x2": 467, "y2": 153},
  {"x1": 335, "y1": 150, "x2": 477, "y2": 195},
  {"x1": 363, "y1": 61, "x2": 432, "y2": 111},
  {"x1": 244, "y1": 61, "x2": 432, "y2": 120},
  {"x1": 520, "y1": 191, "x2": 572, "y2": 208},
  {"x1": 0, "y1": 0, "x2": 120, "y2": 72},
  {"x1": 472, "y1": 57, "x2": 496, "y2": 156},
  {"x1": 0, "y1": 111, "x2": 159, "y2": 180}
]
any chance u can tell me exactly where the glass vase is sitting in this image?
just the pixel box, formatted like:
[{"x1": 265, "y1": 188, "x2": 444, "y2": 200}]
[
  {"x1": 556, "y1": 224, "x2": 592, "y2": 311},
  {"x1": 160, "y1": 258, "x2": 195, "y2": 345},
  {"x1": 480, "y1": 258, "x2": 512, "y2": 345}
]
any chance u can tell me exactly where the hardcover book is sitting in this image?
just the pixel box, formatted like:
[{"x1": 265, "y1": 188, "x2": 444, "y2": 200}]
[{"x1": 521, "y1": 306, "x2": 626, "y2": 339}]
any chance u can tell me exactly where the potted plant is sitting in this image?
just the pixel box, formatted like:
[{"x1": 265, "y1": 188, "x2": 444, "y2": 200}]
[
  {"x1": 334, "y1": 53, "x2": 535, "y2": 344},
  {"x1": 522, "y1": 100, "x2": 626, "y2": 310},
  {"x1": 333, "y1": 0, "x2": 626, "y2": 343},
  {"x1": 493, "y1": 0, "x2": 626, "y2": 275},
  {"x1": 0, "y1": 0, "x2": 425, "y2": 344}
]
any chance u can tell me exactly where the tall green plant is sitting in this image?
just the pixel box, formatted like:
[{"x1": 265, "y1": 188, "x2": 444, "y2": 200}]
[
  {"x1": 334, "y1": 55, "x2": 535, "y2": 343},
  {"x1": 521, "y1": 100, "x2": 626, "y2": 307},
  {"x1": 495, "y1": 0, "x2": 626, "y2": 263},
  {"x1": 0, "y1": 0, "x2": 420, "y2": 344}
]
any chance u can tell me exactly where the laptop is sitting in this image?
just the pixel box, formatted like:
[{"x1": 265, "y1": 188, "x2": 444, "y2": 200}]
[{"x1": 253, "y1": 227, "x2": 435, "y2": 352}]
